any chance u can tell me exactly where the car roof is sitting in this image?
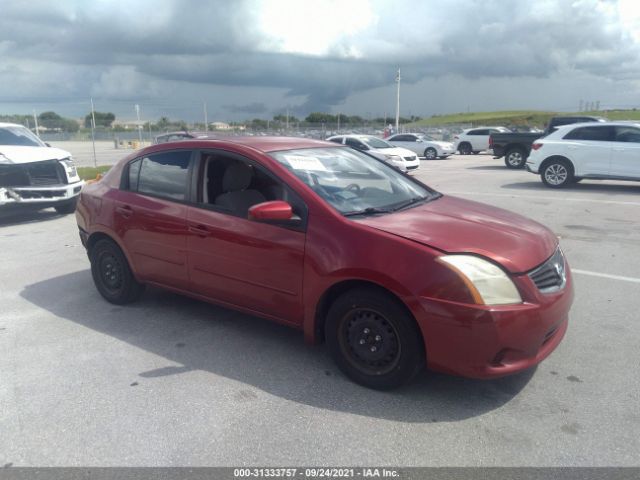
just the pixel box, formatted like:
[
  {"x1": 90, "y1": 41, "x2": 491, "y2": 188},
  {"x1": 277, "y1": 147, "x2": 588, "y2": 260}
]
[
  {"x1": 146, "y1": 136, "x2": 340, "y2": 153},
  {"x1": 553, "y1": 121, "x2": 640, "y2": 130},
  {"x1": 0, "y1": 122, "x2": 27, "y2": 128}
]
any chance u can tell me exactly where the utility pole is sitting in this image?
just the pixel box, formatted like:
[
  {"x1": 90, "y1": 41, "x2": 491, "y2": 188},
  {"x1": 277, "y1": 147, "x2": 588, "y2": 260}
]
[
  {"x1": 90, "y1": 98, "x2": 97, "y2": 167},
  {"x1": 203, "y1": 102, "x2": 208, "y2": 131},
  {"x1": 135, "y1": 104, "x2": 142, "y2": 144},
  {"x1": 33, "y1": 110, "x2": 40, "y2": 137},
  {"x1": 395, "y1": 68, "x2": 401, "y2": 132}
]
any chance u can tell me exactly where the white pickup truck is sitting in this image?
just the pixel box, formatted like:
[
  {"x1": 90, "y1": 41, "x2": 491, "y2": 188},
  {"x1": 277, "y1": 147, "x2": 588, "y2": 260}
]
[{"x1": 0, "y1": 123, "x2": 83, "y2": 215}]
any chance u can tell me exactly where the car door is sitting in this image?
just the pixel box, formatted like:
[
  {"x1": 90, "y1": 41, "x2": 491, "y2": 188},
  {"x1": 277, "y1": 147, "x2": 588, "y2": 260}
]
[
  {"x1": 561, "y1": 125, "x2": 614, "y2": 176},
  {"x1": 467, "y1": 129, "x2": 488, "y2": 151},
  {"x1": 185, "y1": 152, "x2": 307, "y2": 324},
  {"x1": 113, "y1": 149, "x2": 193, "y2": 289},
  {"x1": 610, "y1": 126, "x2": 640, "y2": 178},
  {"x1": 389, "y1": 134, "x2": 420, "y2": 155}
]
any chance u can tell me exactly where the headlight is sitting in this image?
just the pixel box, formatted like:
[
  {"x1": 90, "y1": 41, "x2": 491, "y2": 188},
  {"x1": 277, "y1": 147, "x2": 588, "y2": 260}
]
[
  {"x1": 437, "y1": 255, "x2": 522, "y2": 305},
  {"x1": 0, "y1": 154, "x2": 12, "y2": 164},
  {"x1": 385, "y1": 154, "x2": 403, "y2": 161},
  {"x1": 59, "y1": 157, "x2": 78, "y2": 177}
]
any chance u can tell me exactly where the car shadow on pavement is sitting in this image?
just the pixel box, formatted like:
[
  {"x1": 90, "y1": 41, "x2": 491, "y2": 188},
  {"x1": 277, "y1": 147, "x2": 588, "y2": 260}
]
[
  {"x1": 21, "y1": 270, "x2": 535, "y2": 423},
  {"x1": 0, "y1": 209, "x2": 65, "y2": 227},
  {"x1": 465, "y1": 166, "x2": 508, "y2": 171},
  {"x1": 501, "y1": 181, "x2": 640, "y2": 193}
]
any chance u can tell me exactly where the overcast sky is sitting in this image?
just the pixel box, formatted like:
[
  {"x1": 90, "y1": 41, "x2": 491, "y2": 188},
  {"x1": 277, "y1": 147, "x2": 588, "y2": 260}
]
[{"x1": 1, "y1": 0, "x2": 639, "y2": 122}]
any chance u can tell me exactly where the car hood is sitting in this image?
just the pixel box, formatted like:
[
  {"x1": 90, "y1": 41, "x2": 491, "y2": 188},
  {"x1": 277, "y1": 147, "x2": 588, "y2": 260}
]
[
  {"x1": 372, "y1": 146, "x2": 417, "y2": 157},
  {"x1": 428, "y1": 140, "x2": 454, "y2": 148},
  {"x1": 0, "y1": 145, "x2": 72, "y2": 164},
  {"x1": 357, "y1": 195, "x2": 558, "y2": 273}
]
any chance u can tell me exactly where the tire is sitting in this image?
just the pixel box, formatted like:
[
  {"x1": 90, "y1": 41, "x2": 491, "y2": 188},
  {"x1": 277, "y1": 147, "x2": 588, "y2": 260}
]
[
  {"x1": 325, "y1": 287, "x2": 425, "y2": 390},
  {"x1": 541, "y1": 158, "x2": 574, "y2": 188},
  {"x1": 424, "y1": 147, "x2": 437, "y2": 160},
  {"x1": 54, "y1": 198, "x2": 78, "y2": 214},
  {"x1": 458, "y1": 142, "x2": 472, "y2": 155},
  {"x1": 90, "y1": 238, "x2": 145, "y2": 304},
  {"x1": 504, "y1": 148, "x2": 527, "y2": 169}
]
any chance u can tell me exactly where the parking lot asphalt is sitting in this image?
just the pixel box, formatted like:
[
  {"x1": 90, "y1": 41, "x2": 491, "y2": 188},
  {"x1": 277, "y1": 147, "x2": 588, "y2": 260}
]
[{"x1": 1, "y1": 150, "x2": 639, "y2": 466}]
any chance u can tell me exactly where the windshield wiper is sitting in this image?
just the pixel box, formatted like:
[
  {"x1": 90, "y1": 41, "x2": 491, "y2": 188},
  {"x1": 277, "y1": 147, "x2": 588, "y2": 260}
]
[
  {"x1": 343, "y1": 207, "x2": 392, "y2": 217},
  {"x1": 390, "y1": 195, "x2": 439, "y2": 212}
]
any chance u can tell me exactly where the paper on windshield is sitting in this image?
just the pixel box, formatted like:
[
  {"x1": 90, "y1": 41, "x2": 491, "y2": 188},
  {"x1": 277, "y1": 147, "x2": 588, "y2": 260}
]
[{"x1": 282, "y1": 154, "x2": 328, "y2": 172}]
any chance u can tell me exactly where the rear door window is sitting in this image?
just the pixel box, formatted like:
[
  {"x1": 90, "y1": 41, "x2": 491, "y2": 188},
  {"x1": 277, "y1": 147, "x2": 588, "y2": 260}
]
[
  {"x1": 564, "y1": 126, "x2": 615, "y2": 141},
  {"x1": 135, "y1": 151, "x2": 193, "y2": 201}
]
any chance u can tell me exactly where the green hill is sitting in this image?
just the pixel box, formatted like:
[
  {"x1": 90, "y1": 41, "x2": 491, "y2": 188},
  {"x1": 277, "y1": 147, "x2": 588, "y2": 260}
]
[{"x1": 409, "y1": 109, "x2": 640, "y2": 128}]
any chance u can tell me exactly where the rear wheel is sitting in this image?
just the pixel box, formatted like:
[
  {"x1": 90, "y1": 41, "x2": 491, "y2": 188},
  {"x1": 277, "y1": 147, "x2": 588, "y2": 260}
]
[
  {"x1": 424, "y1": 147, "x2": 437, "y2": 160},
  {"x1": 458, "y1": 142, "x2": 472, "y2": 155},
  {"x1": 541, "y1": 159, "x2": 574, "y2": 188},
  {"x1": 504, "y1": 148, "x2": 527, "y2": 169},
  {"x1": 325, "y1": 287, "x2": 425, "y2": 390},
  {"x1": 90, "y1": 238, "x2": 145, "y2": 304}
]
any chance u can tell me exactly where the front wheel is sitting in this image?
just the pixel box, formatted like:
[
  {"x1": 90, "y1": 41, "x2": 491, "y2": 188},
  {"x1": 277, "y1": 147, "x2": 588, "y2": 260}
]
[
  {"x1": 504, "y1": 148, "x2": 527, "y2": 169},
  {"x1": 458, "y1": 142, "x2": 472, "y2": 155},
  {"x1": 424, "y1": 147, "x2": 437, "y2": 160},
  {"x1": 325, "y1": 288, "x2": 425, "y2": 390},
  {"x1": 54, "y1": 198, "x2": 78, "y2": 214},
  {"x1": 541, "y1": 159, "x2": 574, "y2": 188},
  {"x1": 90, "y1": 238, "x2": 145, "y2": 304}
]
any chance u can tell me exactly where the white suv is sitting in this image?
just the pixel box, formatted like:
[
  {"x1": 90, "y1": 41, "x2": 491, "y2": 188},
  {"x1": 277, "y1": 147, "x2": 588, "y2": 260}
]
[
  {"x1": 526, "y1": 122, "x2": 640, "y2": 188},
  {"x1": 454, "y1": 126, "x2": 510, "y2": 155}
]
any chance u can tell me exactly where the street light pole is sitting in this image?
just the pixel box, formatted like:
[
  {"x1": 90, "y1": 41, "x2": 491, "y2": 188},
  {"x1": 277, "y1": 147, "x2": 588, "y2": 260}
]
[
  {"x1": 395, "y1": 68, "x2": 401, "y2": 133},
  {"x1": 135, "y1": 104, "x2": 142, "y2": 144},
  {"x1": 90, "y1": 98, "x2": 97, "y2": 167}
]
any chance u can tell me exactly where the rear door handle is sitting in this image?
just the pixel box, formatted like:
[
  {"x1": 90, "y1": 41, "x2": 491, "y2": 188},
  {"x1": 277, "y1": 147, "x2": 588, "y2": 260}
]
[
  {"x1": 115, "y1": 205, "x2": 133, "y2": 218},
  {"x1": 188, "y1": 224, "x2": 211, "y2": 237}
]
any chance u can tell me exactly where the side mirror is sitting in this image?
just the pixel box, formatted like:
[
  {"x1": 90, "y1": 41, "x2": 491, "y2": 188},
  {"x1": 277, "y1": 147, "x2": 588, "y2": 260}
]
[{"x1": 248, "y1": 200, "x2": 293, "y2": 222}]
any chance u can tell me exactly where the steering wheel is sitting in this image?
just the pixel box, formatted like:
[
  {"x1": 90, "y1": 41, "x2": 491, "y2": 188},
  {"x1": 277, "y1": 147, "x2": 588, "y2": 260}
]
[{"x1": 345, "y1": 183, "x2": 361, "y2": 194}]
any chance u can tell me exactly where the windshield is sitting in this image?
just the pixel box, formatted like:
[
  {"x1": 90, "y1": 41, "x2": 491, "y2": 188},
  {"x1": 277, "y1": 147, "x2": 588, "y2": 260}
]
[
  {"x1": 362, "y1": 137, "x2": 394, "y2": 149},
  {"x1": 270, "y1": 147, "x2": 439, "y2": 215},
  {"x1": 0, "y1": 125, "x2": 45, "y2": 147}
]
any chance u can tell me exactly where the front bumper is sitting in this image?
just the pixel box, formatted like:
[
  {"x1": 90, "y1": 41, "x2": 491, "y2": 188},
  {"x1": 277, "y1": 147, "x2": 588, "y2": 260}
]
[
  {"x1": 0, "y1": 181, "x2": 84, "y2": 209},
  {"x1": 415, "y1": 270, "x2": 574, "y2": 379},
  {"x1": 438, "y1": 147, "x2": 456, "y2": 156},
  {"x1": 404, "y1": 159, "x2": 421, "y2": 170}
]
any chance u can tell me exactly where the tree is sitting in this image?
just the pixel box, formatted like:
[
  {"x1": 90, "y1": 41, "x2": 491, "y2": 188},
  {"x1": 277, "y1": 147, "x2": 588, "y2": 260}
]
[
  {"x1": 84, "y1": 111, "x2": 115, "y2": 128},
  {"x1": 305, "y1": 112, "x2": 336, "y2": 124}
]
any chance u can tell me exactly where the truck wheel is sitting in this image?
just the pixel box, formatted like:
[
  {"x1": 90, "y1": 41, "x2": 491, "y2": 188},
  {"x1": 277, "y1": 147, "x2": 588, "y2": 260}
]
[
  {"x1": 458, "y1": 142, "x2": 471, "y2": 155},
  {"x1": 54, "y1": 198, "x2": 78, "y2": 214},
  {"x1": 541, "y1": 159, "x2": 574, "y2": 188},
  {"x1": 325, "y1": 287, "x2": 425, "y2": 390},
  {"x1": 424, "y1": 147, "x2": 437, "y2": 160},
  {"x1": 90, "y1": 238, "x2": 145, "y2": 304},
  {"x1": 504, "y1": 148, "x2": 527, "y2": 169}
]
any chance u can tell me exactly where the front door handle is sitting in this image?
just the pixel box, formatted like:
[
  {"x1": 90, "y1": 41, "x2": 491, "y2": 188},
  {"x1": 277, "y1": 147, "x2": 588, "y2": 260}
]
[
  {"x1": 115, "y1": 205, "x2": 133, "y2": 218},
  {"x1": 188, "y1": 224, "x2": 211, "y2": 237}
]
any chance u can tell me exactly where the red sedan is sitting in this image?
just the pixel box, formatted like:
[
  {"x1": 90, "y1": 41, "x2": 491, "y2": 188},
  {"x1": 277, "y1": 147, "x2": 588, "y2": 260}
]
[{"x1": 76, "y1": 137, "x2": 573, "y2": 389}]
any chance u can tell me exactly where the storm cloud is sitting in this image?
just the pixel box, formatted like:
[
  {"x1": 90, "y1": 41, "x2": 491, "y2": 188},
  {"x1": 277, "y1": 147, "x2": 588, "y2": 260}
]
[{"x1": 1, "y1": 0, "x2": 639, "y2": 120}]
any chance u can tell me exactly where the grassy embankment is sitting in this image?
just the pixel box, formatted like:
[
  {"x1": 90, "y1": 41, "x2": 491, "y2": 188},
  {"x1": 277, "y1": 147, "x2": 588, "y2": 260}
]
[
  {"x1": 409, "y1": 109, "x2": 640, "y2": 128},
  {"x1": 77, "y1": 165, "x2": 111, "y2": 181}
]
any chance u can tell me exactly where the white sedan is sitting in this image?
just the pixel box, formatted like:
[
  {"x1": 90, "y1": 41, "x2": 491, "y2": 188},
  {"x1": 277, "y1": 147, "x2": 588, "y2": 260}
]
[
  {"x1": 386, "y1": 133, "x2": 456, "y2": 160},
  {"x1": 526, "y1": 121, "x2": 640, "y2": 188},
  {"x1": 327, "y1": 134, "x2": 420, "y2": 172}
]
